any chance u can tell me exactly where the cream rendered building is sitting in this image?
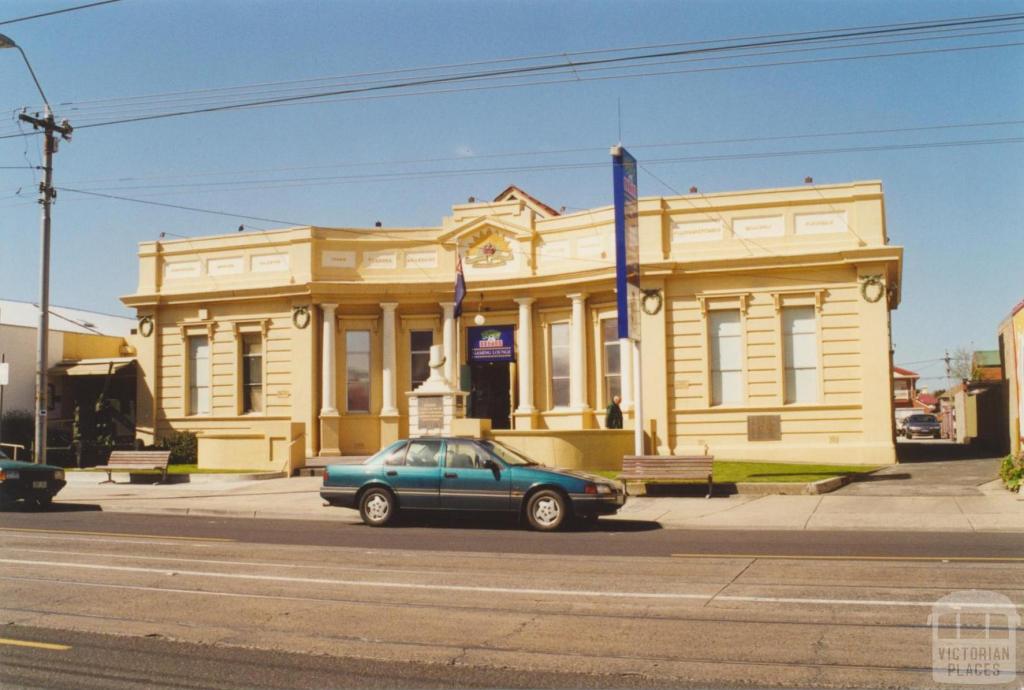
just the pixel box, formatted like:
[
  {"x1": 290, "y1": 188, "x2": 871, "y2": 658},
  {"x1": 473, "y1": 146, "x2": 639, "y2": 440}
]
[{"x1": 123, "y1": 181, "x2": 902, "y2": 473}]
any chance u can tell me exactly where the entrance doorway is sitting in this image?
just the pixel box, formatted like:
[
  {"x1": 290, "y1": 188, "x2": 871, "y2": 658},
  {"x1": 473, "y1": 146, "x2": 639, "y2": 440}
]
[{"x1": 469, "y1": 361, "x2": 511, "y2": 430}]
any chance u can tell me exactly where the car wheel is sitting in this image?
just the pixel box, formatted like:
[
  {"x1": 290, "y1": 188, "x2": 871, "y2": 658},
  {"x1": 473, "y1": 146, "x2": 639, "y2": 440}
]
[
  {"x1": 359, "y1": 487, "x2": 396, "y2": 527},
  {"x1": 526, "y1": 489, "x2": 566, "y2": 531}
]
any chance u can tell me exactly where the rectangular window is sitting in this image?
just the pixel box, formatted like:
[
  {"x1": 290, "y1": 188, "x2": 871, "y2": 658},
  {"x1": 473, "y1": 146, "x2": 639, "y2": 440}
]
[
  {"x1": 241, "y1": 333, "x2": 263, "y2": 414},
  {"x1": 602, "y1": 318, "x2": 621, "y2": 402},
  {"x1": 410, "y1": 330, "x2": 433, "y2": 390},
  {"x1": 188, "y1": 335, "x2": 210, "y2": 415},
  {"x1": 346, "y1": 330, "x2": 371, "y2": 412},
  {"x1": 550, "y1": 322, "x2": 570, "y2": 407},
  {"x1": 709, "y1": 310, "x2": 742, "y2": 406},
  {"x1": 783, "y1": 306, "x2": 818, "y2": 404}
]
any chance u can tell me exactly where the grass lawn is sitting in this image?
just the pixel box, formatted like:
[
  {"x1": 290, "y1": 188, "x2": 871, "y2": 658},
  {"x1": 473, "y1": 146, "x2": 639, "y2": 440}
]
[
  {"x1": 72, "y1": 464, "x2": 266, "y2": 475},
  {"x1": 597, "y1": 461, "x2": 879, "y2": 484}
]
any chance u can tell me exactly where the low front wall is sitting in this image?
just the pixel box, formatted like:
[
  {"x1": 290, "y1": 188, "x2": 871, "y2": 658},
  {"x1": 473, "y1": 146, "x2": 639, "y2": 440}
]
[
  {"x1": 491, "y1": 429, "x2": 634, "y2": 471},
  {"x1": 158, "y1": 417, "x2": 306, "y2": 473},
  {"x1": 671, "y1": 441, "x2": 895, "y2": 465}
]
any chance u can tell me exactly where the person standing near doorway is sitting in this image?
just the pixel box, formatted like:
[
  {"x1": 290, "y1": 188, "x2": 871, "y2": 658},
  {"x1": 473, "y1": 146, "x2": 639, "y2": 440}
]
[{"x1": 605, "y1": 395, "x2": 623, "y2": 429}]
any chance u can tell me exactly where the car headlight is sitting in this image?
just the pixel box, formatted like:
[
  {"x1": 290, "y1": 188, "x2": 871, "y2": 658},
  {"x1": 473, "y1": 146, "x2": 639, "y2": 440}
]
[{"x1": 54, "y1": 470, "x2": 64, "y2": 481}]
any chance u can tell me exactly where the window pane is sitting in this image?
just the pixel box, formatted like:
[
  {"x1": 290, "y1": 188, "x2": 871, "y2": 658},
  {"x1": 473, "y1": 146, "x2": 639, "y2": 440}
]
[
  {"x1": 713, "y1": 370, "x2": 742, "y2": 406},
  {"x1": 411, "y1": 353, "x2": 430, "y2": 387},
  {"x1": 384, "y1": 442, "x2": 408, "y2": 466},
  {"x1": 347, "y1": 330, "x2": 370, "y2": 353},
  {"x1": 347, "y1": 353, "x2": 370, "y2": 381},
  {"x1": 407, "y1": 440, "x2": 441, "y2": 467},
  {"x1": 605, "y1": 342, "x2": 620, "y2": 373},
  {"x1": 189, "y1": 336, "x2": 210, "y2": 415},
  {"x1": 709, "y1": 311, "x2": 742, "y2": 407},
  {"x1": 410, "y1": 330, "x2": 433, "y2": 352},
  {"x1": 347, "y1": 381, "x2": 370, "y2": 412},
  {"x1": 242, "y1": 335, "x2": 262, "y2": 356},
  {"x1": 602, "y1": 318, "x2": 618, "y2": 343},
  {"x1": 552, "y1": 378, "x2": 570, "y2": 408},
  {"x1": 783, "y1": 306, "x2": 818, "y2": 404},
  {"x1": 606, "y1": 374, "x2": 621, "y2": 401},
  {"x1": 786, "y1": 368, "x2": 818, "y2": 404}
]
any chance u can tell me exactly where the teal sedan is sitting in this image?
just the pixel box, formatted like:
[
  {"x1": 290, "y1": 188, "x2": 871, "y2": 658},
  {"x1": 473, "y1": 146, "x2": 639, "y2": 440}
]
[
  {"x1": 321, "y1": 437, "x2": 625, "y2": 531},
  {"x1": 0, "y1": 449, "x2": 66, "y2": 509}
]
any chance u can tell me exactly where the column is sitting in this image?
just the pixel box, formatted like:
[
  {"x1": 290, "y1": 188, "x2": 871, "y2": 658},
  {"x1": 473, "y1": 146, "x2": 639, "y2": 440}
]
[
  {"x1": 380, "y1": 303, "x2": 398, "y2": 416},
  {"x1": 568, "y1": 293, "x2": 588, "y2": 411},
  {"x1": 514, "y1": 298, "x2": 536, "y2": 413},
  {"x1": 319, "y1": 304, "x2": 338, "y2": 414},
  {"x1": 441, "y1": 302, "x2": 456, "y2": 386},
  {"x1": 318, "y1": 303, "x2": 341, "y2": 456}
]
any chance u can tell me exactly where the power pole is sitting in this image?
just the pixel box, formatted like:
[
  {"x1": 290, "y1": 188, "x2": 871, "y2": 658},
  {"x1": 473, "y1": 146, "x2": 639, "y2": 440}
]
[{"x1": 19, "y1": 107, "x2": 72, "y2": 463}]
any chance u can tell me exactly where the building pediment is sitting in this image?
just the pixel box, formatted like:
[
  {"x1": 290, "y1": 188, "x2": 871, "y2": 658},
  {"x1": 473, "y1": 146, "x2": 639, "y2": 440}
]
[{"x1": 436, "y1": 215, "x2": 536, "y2": 244}]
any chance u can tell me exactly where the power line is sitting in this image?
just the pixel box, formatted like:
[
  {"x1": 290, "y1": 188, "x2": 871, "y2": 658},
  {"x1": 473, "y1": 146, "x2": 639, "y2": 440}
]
[
  {"x1": 0, "y1": 13, "x2": 1016, "y2": 136},
  {"x1": 47, "y1": 117, "x2": 1024, "y2": 188},
  {"x1": 0, "y1": 0, "x2": 123, "y2": 27},
  {"x1": 54, "y1": 135, "x2": 1024, "y2": 197}
]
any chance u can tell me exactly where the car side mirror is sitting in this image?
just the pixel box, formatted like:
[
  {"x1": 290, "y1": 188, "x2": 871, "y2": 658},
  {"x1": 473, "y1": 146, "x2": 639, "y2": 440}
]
[{"x1": 483, "y1": 458, "x2": 500, "y2": 474}]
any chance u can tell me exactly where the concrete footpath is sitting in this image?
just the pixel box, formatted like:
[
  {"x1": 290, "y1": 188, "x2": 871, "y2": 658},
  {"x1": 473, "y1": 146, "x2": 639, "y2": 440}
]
[{"x1": 48, "y1": 462, "x2": 1024, "y2": 532}]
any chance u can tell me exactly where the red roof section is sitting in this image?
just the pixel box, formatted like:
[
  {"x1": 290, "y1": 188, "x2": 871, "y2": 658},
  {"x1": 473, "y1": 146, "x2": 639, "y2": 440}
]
[
  {"x1": 493, "y1": 185, "x2": 560, "y2": 218},
  {"x1": 917, "y1": 393, "x2": 938, "y2": 405},
  {"x1": 893, "y1": 366, "x2": 919, "y2": 377}
]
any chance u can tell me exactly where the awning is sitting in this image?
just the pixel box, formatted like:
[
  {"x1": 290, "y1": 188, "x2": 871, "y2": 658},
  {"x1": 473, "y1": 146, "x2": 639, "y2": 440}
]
[{"x1": 50, "y1": 357, "x2": 136, "y2": 377}]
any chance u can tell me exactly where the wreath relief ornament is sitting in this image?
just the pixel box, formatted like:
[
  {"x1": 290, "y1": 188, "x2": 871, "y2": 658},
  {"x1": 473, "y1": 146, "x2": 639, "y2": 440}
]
[
  {"x1": 292, "y1": 305, "x2": 311, "y2": 329},
  {"x1": 138, "y1": 315, "x2": 154, "y2": 337},
  {"x1": 641, "y1": 288, "x2": 663, "y2": 315},
  {"x1": 860, "y1": 275, "x2": 885, "y2": 303}
]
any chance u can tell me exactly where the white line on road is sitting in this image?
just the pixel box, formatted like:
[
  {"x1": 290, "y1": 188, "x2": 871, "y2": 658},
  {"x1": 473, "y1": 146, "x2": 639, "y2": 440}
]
[{"x1": 0, "y1": 557, "x2": 1020, "y2": 609}]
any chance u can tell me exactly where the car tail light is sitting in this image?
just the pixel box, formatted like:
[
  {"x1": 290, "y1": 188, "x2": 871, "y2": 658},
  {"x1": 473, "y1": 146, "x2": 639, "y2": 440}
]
[
  {"x1": 322, "y1": 468, "x2": 328, "y2": 481},
  {"x1": 584, "y1": 484, "x2": 597, "y2": 495}
]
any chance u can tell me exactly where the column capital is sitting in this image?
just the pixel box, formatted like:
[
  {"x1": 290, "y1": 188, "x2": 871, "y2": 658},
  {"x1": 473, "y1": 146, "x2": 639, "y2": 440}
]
[
  {"x1": 380, "y1": 302, "x2": 398, "y2": 312},
  {"x1": 319, "y1": 303, "x2": 338, "y2": 313},
  {"x1": 567, "y1": 292, "x2": 589, "y2": 302},
  {"x1": 514, "y1": 297, "x2": 536, "y2": 307}
]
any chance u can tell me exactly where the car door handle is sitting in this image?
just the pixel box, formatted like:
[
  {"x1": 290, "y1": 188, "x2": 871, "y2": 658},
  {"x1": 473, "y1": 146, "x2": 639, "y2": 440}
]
[
  {"x1": 386, "y1": 470, "x2": 398, "y2": 476},
  {"x1": 444, "y1": 472, "x2": 458, "y2": 479}
]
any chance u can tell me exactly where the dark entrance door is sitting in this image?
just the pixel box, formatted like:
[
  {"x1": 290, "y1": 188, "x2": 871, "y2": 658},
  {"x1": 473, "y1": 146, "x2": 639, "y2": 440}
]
[{"x1": 469, "y1": 361, "x2": 511, "y2": 430}]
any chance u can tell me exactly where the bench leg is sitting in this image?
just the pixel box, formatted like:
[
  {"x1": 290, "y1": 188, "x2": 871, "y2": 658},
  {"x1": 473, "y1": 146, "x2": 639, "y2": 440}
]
[
  {"x1": 706, "y1": 474, "x2": 713, "y2": 499},
  {"x1": 100, "y1": 470, "x2": 114, "y2": 485},
  {"x1": 159, "y1": 468, "x2": 167, "y2": 484}
]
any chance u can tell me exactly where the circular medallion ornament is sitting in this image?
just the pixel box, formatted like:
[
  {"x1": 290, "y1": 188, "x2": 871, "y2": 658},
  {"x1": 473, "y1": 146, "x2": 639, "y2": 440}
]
[
  {"x1": 138, "y1": 315, "x2": 154, "y2": 338},
  {"x1": 641, "y1": 289, "x2": 663, "y2": 315},
  {"x1": 292, "y1": 305, "x2": 311, "y2": 329},
  {"x1": 860, "y1": 275, "x2": 885, "y2": 303}
]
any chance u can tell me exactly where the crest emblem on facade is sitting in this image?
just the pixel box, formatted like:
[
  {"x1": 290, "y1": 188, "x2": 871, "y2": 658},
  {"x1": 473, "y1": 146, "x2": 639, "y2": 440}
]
[{"x1": 464, "y1": 232, "x2": 514, "y2": 267}]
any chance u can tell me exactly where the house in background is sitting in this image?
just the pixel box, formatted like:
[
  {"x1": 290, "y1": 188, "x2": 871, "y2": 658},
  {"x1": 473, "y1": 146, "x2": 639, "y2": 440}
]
[
  {"x1": 998, "y1": 299, "x2": 1024, "y2": 458},
  {"x1": 973, "y1": 350, "x2": 1004, "y2": 382},
  {"x1": 0, "y1": 299, "x2": 137, "y2": 460}
]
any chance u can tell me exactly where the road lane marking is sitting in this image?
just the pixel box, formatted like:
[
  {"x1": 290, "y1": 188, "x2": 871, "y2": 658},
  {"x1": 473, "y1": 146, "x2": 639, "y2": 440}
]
[
  {"x1": 672, "y1": 553, "x2": 1024, "y2": 562},
  {"x1": 0, "y1": 637, "x2": 71, "y2": 651},
  {"x1": 0, "y1": 527, "x2": 233, "y2": 543},
  {"x1": 0, "y1": 557, "x2": 1020, "y2": 609}
]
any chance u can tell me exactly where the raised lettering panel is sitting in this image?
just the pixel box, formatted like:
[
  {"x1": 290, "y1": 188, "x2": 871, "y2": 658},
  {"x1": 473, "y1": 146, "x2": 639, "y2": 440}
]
[
  {"x1": 795, "y1": 211, "x2": 847, "y2": 235},
  {"x1": 672, "y1": 219, "x2": 724, "y2": 243},
  {"x1": 163, "y1": 261, "x2": 201, "y2": 280},
  {"x1": 405, "y1": 251, "x2": 438, "y2": 269},
  {"x1": 207, "y1": 257, "x2": 243, "y2": 276},
  {"x1": 733, "y1": 216, "x2": 784, "y2": 238},
  {"x1": 363, "y1": 251, "x2": 397, "y2": 270},
  {"x1": 322, "y1": 250, "x2": 356, "y2": 269},
  {"x1": 251, "y1": 253, "x2": 290, "y2": 273}
]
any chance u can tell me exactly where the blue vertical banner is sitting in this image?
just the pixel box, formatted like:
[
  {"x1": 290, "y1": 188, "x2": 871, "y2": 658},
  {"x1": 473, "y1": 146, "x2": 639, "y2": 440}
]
[{"x1": 612, "y1": 145, "x2": 641, "y2": 341}]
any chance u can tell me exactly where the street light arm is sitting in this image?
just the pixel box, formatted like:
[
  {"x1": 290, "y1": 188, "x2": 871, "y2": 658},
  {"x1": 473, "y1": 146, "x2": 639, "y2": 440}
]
[{"x1": 14, "y1": 44, "x2": 50, "y2": 110}]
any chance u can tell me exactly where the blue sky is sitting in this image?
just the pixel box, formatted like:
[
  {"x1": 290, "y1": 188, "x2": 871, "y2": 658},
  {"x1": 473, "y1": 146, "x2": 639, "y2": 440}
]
[{"x1": 1, "y1": 0, "x2": 1022, "y2": 389}]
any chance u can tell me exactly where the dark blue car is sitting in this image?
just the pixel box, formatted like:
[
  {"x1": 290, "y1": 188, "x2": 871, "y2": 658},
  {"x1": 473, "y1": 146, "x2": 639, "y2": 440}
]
[{"x1": 321, "y1": 437, "x2": 626, "y2": 531}]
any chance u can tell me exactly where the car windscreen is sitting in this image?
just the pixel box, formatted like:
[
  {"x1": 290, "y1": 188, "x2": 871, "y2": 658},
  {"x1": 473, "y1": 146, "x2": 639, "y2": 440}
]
[
  {"x1": 363, "y1": 441, "x2": 406, "y2": 465},
  {"x1": 479, "y1": 440, "x2": 538, "y2": 466},
  {"x1": 908, "y1": 415, "x2": 938, "y2": 423}
]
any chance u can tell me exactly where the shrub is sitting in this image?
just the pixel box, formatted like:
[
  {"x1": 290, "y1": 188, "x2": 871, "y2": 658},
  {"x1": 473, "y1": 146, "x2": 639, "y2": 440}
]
[
  {"x1": 156, "y1": 431, "x2": 198, "y2": 465},
  {"x1": 999, "y1": 454, "x2": 1022, "y2": 493},
  {"x1": 0, "y1": 409, "x2": 34, "y2": 453}
]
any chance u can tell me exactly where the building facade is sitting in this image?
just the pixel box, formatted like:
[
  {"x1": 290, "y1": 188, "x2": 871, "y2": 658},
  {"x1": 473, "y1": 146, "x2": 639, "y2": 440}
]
[
  {"x1": 998, "y1": 300, "x2": 1024, "y2": 458},
  {"x1": 123, "y1": 181, "x2": 902, "y2": 472}
]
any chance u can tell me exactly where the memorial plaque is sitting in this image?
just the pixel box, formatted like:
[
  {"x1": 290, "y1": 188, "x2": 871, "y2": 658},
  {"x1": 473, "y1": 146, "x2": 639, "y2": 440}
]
[
  {"x1": 747, "y1": 414, "x2": 781, "y2": 441},
  {"x1": 418, "y1": 396, "x2": 443, "y2": 432}
]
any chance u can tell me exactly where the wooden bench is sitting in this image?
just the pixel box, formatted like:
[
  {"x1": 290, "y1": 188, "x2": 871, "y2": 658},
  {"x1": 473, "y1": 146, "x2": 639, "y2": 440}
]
[
  {"x1": 619, "y1": 455, "x2": 715, "y2": 497},
  {"x1": 94, "y1": 450, "x2": 172, "y2": 484}
]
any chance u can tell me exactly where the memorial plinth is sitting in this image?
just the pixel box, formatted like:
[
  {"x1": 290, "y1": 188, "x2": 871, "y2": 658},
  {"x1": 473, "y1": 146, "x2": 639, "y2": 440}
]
[{"x1": 407, "y1": 344, "x2": 467, "y2": 436}]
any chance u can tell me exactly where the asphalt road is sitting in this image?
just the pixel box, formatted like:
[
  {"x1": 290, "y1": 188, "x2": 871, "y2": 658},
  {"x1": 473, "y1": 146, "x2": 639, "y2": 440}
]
[
  {"x1": 1, "y1": 509, "x2": 1023, "y2": 559},
  {"x1": 1, "y1": 512, "x2": 1021, "y2": 688}
]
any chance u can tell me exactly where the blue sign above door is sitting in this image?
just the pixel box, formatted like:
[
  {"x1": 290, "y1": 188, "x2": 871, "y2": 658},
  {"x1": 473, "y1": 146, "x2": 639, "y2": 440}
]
[{"x1": 468, "y1": 325, "x2": 515, "y2": 363}]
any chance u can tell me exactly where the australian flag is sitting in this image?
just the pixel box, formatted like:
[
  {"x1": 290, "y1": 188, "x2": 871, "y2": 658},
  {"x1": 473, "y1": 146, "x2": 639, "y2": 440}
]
[{"x1": 454, "y1": 252, "x2": 466, "y2": 318}]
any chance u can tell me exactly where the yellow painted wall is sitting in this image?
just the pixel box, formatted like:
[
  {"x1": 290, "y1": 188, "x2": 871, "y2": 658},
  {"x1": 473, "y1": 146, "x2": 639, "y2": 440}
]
[{"x1": 61, "y1": 332, "x2": 126, "y2": 360}]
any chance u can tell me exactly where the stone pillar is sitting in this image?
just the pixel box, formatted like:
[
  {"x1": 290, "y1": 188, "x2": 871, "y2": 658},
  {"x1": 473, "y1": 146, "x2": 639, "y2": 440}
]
[
  {"x1": 380, "y1": 303, "x2": 398, "y2": 416},
  {"x1": 319, "y1": 304, "x2": 338, "y2": 415},
  {"x1": 379, "y1": 302, "x2": 400, "y2": 447},
  {"x1": 441, "y1": 302, "x2": 456, "y2": 386},
  {"x1": 514, "y1": 298, "x2": 535, "y2": 413},
  {"x1": 318, "y1": 303, "x2": 341, "y2": 456},
  {"x1": 568, "y1": 293, "x2": 588, "y2": 411}
]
